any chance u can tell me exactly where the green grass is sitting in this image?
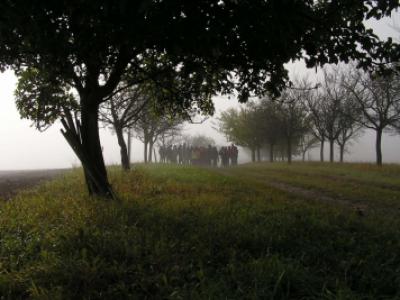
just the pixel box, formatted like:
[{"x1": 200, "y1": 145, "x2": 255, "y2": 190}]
[
  {"x1": 219, "y1": 162, "x2": 400, "y2": 212},
  {"x1": 0, "y1": 163, "x2": 399, "y2": 299}
]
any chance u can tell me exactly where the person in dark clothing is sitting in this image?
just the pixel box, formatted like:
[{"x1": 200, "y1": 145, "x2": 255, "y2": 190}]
[
  {"x1": 159, "y1": 146, "x2": 165, "y2": 163},
  {"x1": 171, "y1": 145, "x2": 178, "y2": 163},
  {"x1": 207, "y1": 145, "x2": 213, "y2": 166},
  {"x1": 219, "y1": 146, "x2": 228, "y2": 167},
  {"x1": 211, "y1": 146, "x2": 219, "y2": 167},
  {"x1": 178, "y1": 145, "x2": 183, "y2": 164},
  {"x1": 231, "y1": 144, "x2": 238, "y2": 165}
]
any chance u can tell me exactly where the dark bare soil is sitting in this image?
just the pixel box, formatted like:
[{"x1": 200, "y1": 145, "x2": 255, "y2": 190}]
[{"x1": 0, "y1": 169, "x2": 67, "y2": 200}]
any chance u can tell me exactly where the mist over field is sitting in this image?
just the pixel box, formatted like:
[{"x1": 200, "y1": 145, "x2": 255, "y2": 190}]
[
  {"x1": 0, "y1": 71, "x2": 400, "y2": 170},
  {"x1": 0, "y1": 11, "x2": 398, "y2": 170}
]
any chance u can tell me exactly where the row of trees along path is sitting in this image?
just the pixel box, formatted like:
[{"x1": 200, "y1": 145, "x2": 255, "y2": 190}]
[
  {"x1": 1, "y1": 1, "x2": 400, "y2": 198},
  {"x1": 218, "y1": 64, "x2": 400, "y2": 166}
]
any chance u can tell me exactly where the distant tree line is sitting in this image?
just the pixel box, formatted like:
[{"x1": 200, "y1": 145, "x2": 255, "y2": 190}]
[{"x1": 218, "y1": 64, "x2": 400, "y2": 166}]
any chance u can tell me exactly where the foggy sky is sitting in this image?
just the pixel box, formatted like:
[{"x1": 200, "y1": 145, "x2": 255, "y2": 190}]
[{"x1": 0, "y1": 13, "x2": 399, "y2": 170}]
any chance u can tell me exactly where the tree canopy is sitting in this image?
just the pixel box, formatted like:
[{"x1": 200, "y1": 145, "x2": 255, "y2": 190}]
[{"x1": 1, "y1": 0, "x2": 399, "y2": 100}]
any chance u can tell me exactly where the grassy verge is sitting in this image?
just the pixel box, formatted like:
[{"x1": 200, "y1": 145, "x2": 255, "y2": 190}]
[{"x1": 0, "y1": 163, "x2": 399, "y2": 299}]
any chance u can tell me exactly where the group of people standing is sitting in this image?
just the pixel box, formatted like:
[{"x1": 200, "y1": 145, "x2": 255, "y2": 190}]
[
  {"x1": 159, "y1": 144, "x2": 239, "y2": 167},
  {"x1": 218, "y1": 145, "x2": 238, "y2": 167}
]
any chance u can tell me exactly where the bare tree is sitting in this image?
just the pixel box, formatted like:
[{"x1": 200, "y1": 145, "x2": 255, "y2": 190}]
[
  {"x1": 158, "y1": 126, "x2": 184, "y2": 149},
  {"x1": 100, "y1": 84, "x2": 147, "y2": 170},
  {"x1": 306, "y1": 66, "x2": 361, "y2": 163},
  {"x1": 335, "y1": 94, "x2": 363, "y2": 162},
  {"x1": 133, "y1": 105, "x2": 184, "y2": 163},
  {"x1": 320, "y1": 68, "x2": 348, "y2": 163},
  {"x1": 344, "y1": 69, "x2": 400, "y2": 165},
  {"x1": 306, "y1": 91, "x2": 327, "y2": 162},
  {"x1": 298, "y1": 134, "x2": 319, "y2": 161}
]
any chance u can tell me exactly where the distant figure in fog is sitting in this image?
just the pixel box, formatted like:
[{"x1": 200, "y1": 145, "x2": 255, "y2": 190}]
[
  {"x1": 178, "y1": 145, "x2": 183, "y2": 164},
  {"x1": 159, "y1": 146, "x2": 165, "y2": 163},
  {"x1": 219, "y1": 147, "x2": 228, "y2": 167},
  {"x1": 171, "y1": 145, "x2": 178, "y2": 163},
  {"x1": 157, "y1": 140, "x2": 236, "y2": 168},
  {"x1": 211, "y1": 146, "x2": 219, "y2": 167},
  {"x1": 182, "y1": 143, "x2": 189, "y2": 164},
  {"x1": 230, "y1": 144, "x2": 238, "y2": 165},
  {"x1": 192, "y1": 147, "x2": 200, "y2": 165},
  {"x1": 207, "y1": 145, "x2": 213, "y2": 166}
]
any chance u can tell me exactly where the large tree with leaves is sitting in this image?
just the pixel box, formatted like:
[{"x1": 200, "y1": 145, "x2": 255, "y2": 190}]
[
  {"x1": 278, "y1": 92, "x2": 311, "y2": 164},
  {"x1": 258, "y1": 99, "x2": 284, "y2": 162},
  {"x1": 2, "y1": 0, "x2": 399, "y2": 198},
  {"x1": 218, "y1": 106, "x2": 264, "y2": 162}
]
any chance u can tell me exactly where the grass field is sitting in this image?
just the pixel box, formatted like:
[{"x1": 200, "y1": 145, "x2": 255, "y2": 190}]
[{"x1": 0, "y1": 162, "x2": 399, "y2": 299}]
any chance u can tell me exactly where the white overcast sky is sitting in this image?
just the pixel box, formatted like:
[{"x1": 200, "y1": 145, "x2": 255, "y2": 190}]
[{"x1": 0, "y1": 12, "x2": 399, "y2": 170}]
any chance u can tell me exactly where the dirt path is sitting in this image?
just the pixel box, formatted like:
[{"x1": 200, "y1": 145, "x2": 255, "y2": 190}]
[{"x1": 0, "y1": 169, "x2": 67, "y2": 200}]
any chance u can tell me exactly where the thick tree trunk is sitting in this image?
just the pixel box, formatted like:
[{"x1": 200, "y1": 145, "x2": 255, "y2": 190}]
[
  {"x1": 61, "y1": 103, "x2": 114, "y2": 199},
  {"x1": 287, "y1": 138, "x2": 292, "y2": 164},
  {"x1": 376, "y1": 128, "x2": 383, "y2": 166},
  {"x1": 339, "y1": 144, "x2": 345, "y2": 163},
  {"x1": 81, "y1": 103, "x2": 113, "y2": 197},
  {"x1": 320, "y1": 139, "x2": 325, "y2": 162},
  {"x1": 329, "y1": 139, "x2": 334, "y2": 163},
  {"x1": 257, "y1": 147, "x2": 261, "y2": 162},
  {"x1": 269, "y1": 144, "x2": 274, "y2": 162},
  {"x1": 302, "y1": 151, "x2": 306, "y2": 162},
  {"x1": 251, "y1": 148, "x2": 256, "y2": 162},
  {"x1": 115, "y1": 125, "x2": 130, "y2": 171}
]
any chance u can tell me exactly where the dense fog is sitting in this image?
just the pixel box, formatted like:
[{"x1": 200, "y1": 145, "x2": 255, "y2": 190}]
[{"x1": 0, "y1": 69, "x2": 399, "y2": 170}]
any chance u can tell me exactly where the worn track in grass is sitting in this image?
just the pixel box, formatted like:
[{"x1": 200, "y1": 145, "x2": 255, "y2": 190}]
[
  {"x1": 214, "y1": 167, "x2": 353, "y2": 203},
  {"x1": 210, "y1": 164, "x2": 398, "y2": 214}
]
